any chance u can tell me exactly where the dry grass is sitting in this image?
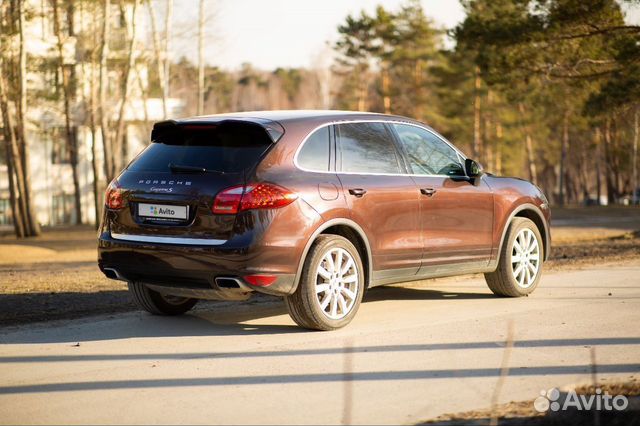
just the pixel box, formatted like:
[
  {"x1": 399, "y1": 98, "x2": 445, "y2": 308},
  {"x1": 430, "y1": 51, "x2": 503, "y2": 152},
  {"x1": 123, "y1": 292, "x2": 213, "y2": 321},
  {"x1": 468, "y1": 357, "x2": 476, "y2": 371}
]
[{"x1": 421, "y1": 378, "x2": 640, "y2": 425}]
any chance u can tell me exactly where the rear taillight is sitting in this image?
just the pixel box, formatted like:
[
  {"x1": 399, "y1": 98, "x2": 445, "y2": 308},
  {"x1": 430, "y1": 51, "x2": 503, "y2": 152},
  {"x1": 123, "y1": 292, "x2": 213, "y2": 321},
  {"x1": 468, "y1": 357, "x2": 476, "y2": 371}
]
[
  {"x1": 105, "y1": 180, "x2": 125, "y2": 209},
  {"x1": 212, "y1": 183, "x2": 297, "y2": 215}
]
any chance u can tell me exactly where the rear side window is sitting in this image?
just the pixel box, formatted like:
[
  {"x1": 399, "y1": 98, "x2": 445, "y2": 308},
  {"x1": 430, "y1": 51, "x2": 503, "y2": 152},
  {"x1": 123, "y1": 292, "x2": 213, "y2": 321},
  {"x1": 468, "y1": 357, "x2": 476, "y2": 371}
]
[
  {"x1": 297, "y1": 126, "x2": 330, "y2": 172},
  {"x1": 337, "y1": 122, "x2": 402, "y2": 174},
  {"x1": 128, "y1": 121, "x2": 272, "y2": 173}
]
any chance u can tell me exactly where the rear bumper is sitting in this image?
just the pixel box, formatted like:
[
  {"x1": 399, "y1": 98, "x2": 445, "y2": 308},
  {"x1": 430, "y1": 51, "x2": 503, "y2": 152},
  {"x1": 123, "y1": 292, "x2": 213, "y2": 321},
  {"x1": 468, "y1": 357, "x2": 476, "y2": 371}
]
[{"x1": 98, "y1": 231, "x2": 296, "y2": 296}]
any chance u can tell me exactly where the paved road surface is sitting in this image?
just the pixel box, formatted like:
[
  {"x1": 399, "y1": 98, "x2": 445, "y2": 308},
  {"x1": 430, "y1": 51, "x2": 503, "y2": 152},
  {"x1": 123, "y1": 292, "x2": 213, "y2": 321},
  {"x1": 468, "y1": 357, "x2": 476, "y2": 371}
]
[{"x1": 1, "y1": 262, "x2": 639, "y2": 424}]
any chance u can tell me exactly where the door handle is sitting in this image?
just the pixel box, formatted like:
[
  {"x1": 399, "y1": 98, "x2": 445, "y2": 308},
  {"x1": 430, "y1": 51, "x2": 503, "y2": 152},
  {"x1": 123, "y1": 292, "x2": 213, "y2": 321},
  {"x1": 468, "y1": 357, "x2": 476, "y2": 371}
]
[
  {"x1": 420, "y1": 187, "x2": 437, "y2": 197},
  {"x1": 348, "y1": 188, "x2": 367, "y2": 197}
]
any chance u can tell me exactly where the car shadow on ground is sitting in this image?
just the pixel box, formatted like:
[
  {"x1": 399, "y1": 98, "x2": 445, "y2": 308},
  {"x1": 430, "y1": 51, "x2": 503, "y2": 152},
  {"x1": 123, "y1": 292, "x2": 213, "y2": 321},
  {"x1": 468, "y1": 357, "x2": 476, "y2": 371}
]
[{"x1": 0, "y1": 285, "x2": 495, "y2": 343}]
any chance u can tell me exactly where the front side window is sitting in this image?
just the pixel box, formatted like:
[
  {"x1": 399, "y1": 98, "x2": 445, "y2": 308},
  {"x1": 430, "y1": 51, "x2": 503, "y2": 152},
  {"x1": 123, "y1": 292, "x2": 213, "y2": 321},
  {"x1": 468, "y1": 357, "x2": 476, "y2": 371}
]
[
  {"x1": 297, "y1": 126, "x2": 330, "y2": 171},
  {"x1": 392, "y1": 124, "x2": 463, "y2": 176},
  {"x1": 337, "y1": 122, "x2": 402, "y2": 174}
]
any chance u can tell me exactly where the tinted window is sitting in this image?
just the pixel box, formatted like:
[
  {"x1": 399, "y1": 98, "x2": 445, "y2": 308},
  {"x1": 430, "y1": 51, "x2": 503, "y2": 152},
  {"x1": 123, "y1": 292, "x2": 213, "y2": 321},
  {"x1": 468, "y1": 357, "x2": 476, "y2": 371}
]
[
  {"x1": 338, "y1": 122, "x2": 401, "y2": 174},
  {"x1": 392, "y1": 124, "x2": 463, "y2": 176},
  {"x1": 298, "y1": 126, "x2": 330, "y2": 171},
  {"x1": 128, "y1": 122, "x2": 272, "y2": 173}
]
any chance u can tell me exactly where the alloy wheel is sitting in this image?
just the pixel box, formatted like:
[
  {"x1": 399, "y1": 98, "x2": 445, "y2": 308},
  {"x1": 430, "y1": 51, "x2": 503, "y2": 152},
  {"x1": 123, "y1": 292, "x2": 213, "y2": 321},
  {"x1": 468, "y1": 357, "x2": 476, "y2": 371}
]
[
  {"x1": 315, "y1": 248, "x2": 359, "y2": 320},
  {"x1": 510, "y1": 228, "x2": 540, "y2": 288}
]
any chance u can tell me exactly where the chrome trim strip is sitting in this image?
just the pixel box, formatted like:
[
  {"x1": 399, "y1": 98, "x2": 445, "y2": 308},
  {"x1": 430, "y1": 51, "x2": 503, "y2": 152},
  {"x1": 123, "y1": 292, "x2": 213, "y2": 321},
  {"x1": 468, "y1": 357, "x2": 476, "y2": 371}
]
[
  {"x1": 292, "y1": 119, "x2": 468, "y2": 177},
  {"x1": 111, "y1": 232, "x2": 227, "y2": 246}
]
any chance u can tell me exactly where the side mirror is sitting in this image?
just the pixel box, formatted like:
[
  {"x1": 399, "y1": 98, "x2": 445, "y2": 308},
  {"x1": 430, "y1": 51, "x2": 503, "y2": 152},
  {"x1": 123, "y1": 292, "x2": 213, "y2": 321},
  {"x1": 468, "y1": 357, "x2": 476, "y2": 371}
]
[{"x1": 465, "y1": 158, "x2": 483, "y2": 178}]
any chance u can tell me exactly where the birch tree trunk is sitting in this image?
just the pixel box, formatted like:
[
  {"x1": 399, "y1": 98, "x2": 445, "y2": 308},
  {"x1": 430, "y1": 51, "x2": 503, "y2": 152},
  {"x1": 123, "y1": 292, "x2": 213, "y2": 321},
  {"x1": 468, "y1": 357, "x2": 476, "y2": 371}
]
[
  {"x1": 595, "y1": 127, "x2": 602, "y2": 205},
  {"x1": 558, "y1": 110, "x2": 569, "y2": 206},
  {"x1": 146, "y1": 0, "x2": 167, "y2": 118},
  {"x1": 633, "y1": 106, "x2": 638, "y2": 204},
  {"x1": 112, "y1": 0, "x2": 139, "y2": 175},
  {"x1": 0, "y1": 72, "x2": 26, "y2": 238},
  {"x1": 87, "y1": 6, "x2": 101, "y2": 228},
  {"x1": 0, "y1": 59, "x2": 29, "y2": 237},
  {"x1": 381, "y1": 64, "x2": 391, "y2": 114},
  {"x1": 197, "y1": 0, "x2": 205, "y2": 115},
  {"x1": 98, "y1": 0, "x2": 114, "y2": 182},
  {"x1": 52, "y1": 0, "x2": 83, "y2": 225},
  {"x1": 603, "y1": 118, "x2": 616, "y2": 205},
  {"x1": 16, "y1": 0, "x2": 40, "y2": 235},
  {"x1": 518, "y1": 103, "x2": 537, "y2": 184},
  {"x1": 136, "y1": 67, "x2": 151, "y2": 134},
  {"x1": 163, "y1": 0, "x2": 173, "y2": 108},
  {"x1": 472, "y1": 66, "x2": 482, "y2": 159},
  {"x1": 413, "y1": 60, "x2": 422, "y2": 119}
]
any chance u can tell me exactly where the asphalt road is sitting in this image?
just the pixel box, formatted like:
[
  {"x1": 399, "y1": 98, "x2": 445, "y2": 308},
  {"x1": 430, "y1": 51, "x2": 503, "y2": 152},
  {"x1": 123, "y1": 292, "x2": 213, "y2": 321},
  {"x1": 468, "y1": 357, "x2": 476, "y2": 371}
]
[{"x1": 1, "y1": 261, "x2": 639, "y2": 425}]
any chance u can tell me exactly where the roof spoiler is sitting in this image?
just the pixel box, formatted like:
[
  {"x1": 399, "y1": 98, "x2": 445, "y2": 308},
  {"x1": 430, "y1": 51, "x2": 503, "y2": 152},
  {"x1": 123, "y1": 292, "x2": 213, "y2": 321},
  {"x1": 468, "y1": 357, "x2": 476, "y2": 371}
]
[{"x1": 151, "y1": 118, "x2": 285, "y2": 143}]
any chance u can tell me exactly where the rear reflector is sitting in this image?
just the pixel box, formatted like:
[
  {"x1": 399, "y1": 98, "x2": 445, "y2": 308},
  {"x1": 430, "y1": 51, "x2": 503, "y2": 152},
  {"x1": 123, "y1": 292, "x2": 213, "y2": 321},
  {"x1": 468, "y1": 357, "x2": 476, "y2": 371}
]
[
  {"x1": 243, "y1": 274, "x2": 278, "y2": 287},
  {"x1": 212, "y1": 183, "x2": 297, "y2": 214}
]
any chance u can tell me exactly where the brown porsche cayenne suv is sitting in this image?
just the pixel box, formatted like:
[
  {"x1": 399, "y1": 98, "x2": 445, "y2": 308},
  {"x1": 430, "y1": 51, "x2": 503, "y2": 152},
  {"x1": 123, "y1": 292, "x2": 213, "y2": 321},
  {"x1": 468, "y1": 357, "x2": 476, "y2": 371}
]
[{"x1": 98, "y1": 110, "x2": 550, "y2": 330}]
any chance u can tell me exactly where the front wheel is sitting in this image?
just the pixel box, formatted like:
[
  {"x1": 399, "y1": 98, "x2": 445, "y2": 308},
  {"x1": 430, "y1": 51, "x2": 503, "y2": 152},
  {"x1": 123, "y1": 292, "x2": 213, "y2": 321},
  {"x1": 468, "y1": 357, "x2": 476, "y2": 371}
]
[
  {"x1": 285, "y1": 235, "x2": 365, "y2": 330},
  {"x1": 128, "y1": 282, "x2": 198, "y2": 315},
  {"x1": 484, "y1": 217, "x2": 544, "y2": 297}
]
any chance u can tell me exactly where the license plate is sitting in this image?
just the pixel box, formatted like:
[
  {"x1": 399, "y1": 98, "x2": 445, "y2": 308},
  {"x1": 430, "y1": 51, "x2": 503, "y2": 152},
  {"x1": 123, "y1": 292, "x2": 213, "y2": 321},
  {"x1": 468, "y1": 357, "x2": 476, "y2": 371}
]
[{"x1": 138, "y1": 203, "x2": 188, "y2": 220}]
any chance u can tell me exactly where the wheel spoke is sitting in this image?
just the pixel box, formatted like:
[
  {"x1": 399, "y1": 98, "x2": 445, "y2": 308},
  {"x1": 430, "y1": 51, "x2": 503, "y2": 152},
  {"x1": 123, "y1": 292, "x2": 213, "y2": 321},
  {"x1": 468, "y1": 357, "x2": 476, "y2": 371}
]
[
  {"x1": 341, "y1": 258, "x2": 354, "y2": 276},
  {"x1": 342, "y1": 274, "x2": 357, "y2": 283},
  {"x1": 325, "y1": 254, "x2": 335, "y2": 273},
  {"x1": 513, "y1": 263, "x2": 524, "y2": 278},
  {"x1": 335, "y1": 250, "x2": 343, "y2": 274},
  {"x1": 317, "y1": 266, "x2": 331, "y2": 280},
  {"x1": 330, "y1": 295, "x2": 338, "y2": 317},
  {"x1": 341, "y1": 287, "x2": 356, "y2": 300},
  {"x1": 511, "y1": 254, "x2": 522, "y2": 263},
  {"x1": 316, "y1": 283, "x2": 330, "y2": 294},
  {"x1": 513, "y1": 240, "x2": 524, "y2": 254},
  {"x1": 320, "y1": 294, "x2": 331, "y2": 310},
  {"x1": 337, "y1": 293, "x2": 348, "y2": 314}
]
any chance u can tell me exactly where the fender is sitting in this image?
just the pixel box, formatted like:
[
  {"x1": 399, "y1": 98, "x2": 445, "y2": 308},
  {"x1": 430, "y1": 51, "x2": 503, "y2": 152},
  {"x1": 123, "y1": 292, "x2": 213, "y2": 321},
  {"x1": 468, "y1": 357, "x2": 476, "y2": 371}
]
[
  {"x1": 290, "y1": 218, "x2": 373, "y2": 294},
  {"x1": 492, "y1": 203, "x2": 550, "y2": 270}
]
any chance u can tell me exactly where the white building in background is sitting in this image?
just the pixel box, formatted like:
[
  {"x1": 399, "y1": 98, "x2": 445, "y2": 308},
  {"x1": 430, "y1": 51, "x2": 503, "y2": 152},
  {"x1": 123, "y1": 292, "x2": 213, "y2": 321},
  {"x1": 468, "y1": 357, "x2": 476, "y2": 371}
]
[{"x1": 0, "y1": 1, "x2": 184, "y2": 229}]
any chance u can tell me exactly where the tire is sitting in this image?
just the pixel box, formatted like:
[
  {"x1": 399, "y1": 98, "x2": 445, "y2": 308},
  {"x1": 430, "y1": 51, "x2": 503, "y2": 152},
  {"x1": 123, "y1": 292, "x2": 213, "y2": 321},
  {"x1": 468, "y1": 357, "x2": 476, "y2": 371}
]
[
  {"x1": 485, "y1": 217, "x2": 544, "y2": 297},
  {"x1": 128, "y1": 282, "x2": 198, "y2": 315},
  {"x1": 284, "y1": 235, "x2": 365, "y2": 331}
]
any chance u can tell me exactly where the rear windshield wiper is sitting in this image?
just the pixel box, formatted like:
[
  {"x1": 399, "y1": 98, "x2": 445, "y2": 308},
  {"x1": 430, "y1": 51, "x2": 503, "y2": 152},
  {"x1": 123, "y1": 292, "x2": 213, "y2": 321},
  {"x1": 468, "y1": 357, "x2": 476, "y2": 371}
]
[{"x1": 169, "y1": 163, "x2": 225, "y2": 174}]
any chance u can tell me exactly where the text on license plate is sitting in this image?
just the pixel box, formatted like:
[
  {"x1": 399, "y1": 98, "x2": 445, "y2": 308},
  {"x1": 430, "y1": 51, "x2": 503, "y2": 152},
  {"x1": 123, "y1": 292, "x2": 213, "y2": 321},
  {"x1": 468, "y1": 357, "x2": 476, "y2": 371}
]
[{"x1": 138, "y1": 203, "x2": 188, "y2": 220}]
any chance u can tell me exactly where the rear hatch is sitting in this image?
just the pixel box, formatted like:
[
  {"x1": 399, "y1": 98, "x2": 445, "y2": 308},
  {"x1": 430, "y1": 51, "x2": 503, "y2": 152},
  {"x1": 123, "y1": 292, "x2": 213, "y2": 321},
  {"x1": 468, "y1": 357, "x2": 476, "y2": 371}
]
[{"x1": 107, "y1": 119, "x2": 280, "y2": 243}]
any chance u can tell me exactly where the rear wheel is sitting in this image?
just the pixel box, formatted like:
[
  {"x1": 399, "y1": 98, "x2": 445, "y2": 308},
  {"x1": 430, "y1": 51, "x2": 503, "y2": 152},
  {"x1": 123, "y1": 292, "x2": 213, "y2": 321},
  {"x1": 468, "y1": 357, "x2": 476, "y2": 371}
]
[
  {"x1": 285, "y1": 235, "x2": 364, "y2": 330},
  {"x1": 128, "y1": 282, "x2": 198, "y2": 315},
  {"x1": 485, "y1": 217, "x2": 544, "y2": 297}
]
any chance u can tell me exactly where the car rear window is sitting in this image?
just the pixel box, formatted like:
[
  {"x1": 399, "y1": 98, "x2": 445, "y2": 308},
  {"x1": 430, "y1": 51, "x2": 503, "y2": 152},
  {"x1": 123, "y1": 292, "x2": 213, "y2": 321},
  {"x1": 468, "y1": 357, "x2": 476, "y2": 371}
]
[{"x1": 128, "y1": 121, "x2": 273, "y2": 173}]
